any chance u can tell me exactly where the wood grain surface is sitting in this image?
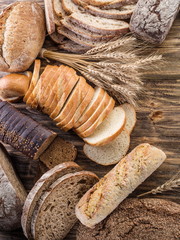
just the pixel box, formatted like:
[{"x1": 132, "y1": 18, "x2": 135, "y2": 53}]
[{"x1": 0, "y1": 1, "x2": 180, "y2": 239}]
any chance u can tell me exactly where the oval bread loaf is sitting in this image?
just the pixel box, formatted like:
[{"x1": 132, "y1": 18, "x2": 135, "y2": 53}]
[
  {"x1": 0, "y1": 1, "x2": 46, "y2": 72},
  {"x1": 76, "y1": 143, "x2": 166, "y2": 228}
]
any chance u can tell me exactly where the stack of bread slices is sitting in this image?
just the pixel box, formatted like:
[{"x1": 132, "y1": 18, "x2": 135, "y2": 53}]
[{"x1": 45, "y1": 0, "x2": 138, "y2": 53}]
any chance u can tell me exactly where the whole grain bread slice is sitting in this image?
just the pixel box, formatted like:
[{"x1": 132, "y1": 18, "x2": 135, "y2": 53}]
[
  {"x1": 76, "y1": 143, "x2": 166, "y2": 228},
  {"x1": 62, "y1": 84, "x2": 94, "y2": 131},
  {"x1": 39, "y1": 137, "x2": 77, "y2": 169},
  {"x1": 59, "y1": 39, "x2": 91, "y2": 53},
  {"x1": 22, "y1": 162, "x2": 81, "y2": 239},
  {"x1": 73, "y1": 0, "x2": 137, "y2": 8},
  {"x1": 68, "y1": 12, "x2": 129, "y2": 34},
  {"x1": 83, "y1": 106, "x2": 126, "y2": 146},
  {"x1": 31, "y1": 171, "x2": 99, "y2": 240},
  {"x1": 0, "y1": 144, "x2": 27, "y2": 231}
]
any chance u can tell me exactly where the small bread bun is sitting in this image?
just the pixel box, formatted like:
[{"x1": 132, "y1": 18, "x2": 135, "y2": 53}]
[{"x1": 0, "y1": 73, "x2": 30, "y2": 102}]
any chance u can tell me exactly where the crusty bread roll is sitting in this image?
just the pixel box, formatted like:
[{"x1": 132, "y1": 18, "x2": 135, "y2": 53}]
[
  {"x1": 0, "y1": 2, "x2": 46, "y2": 72},
  {"x1": 0, "y1": 73, "x2": 31, "y2": 102},
  {"x1": 76, "y1": 143, "x2": 166, "y2": 228}
]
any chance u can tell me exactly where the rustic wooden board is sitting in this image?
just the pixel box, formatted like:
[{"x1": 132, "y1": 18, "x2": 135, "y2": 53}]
[{"x1": 0, "y1": 1, "x2": 180, "y2": 239}]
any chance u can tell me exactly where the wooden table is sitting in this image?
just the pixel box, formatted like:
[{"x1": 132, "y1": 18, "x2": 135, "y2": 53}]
[{"x1": 0, "y1": 1, "x2": 180, "y2": 239}]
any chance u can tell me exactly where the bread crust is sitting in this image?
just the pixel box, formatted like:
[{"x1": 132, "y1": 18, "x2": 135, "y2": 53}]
[{"x1": 76, "y1": 143, "x2": 166, "y2": 228}]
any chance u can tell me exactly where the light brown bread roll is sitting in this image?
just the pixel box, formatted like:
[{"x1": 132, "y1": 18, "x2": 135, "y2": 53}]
[{"x1": 0, "y1": 1, "x2": 46, "y2": 72}]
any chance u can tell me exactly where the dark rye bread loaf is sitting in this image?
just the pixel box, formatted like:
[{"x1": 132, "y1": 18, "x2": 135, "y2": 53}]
[
  {"x1": 0, "y1": 101, "x2": 57, "y2": 159},
  {"x1": 39, "y1": 137, "x2": 77, "y2": 169},
  {"x1": 77, "y1": 198, "x2": 180, "y2": 240},
  {"x1": 0, "y1": 143, "x2": 27, "y2": 231},
  {"x1": 130, "y1": 0, "x2": 180, "y2": 44}
]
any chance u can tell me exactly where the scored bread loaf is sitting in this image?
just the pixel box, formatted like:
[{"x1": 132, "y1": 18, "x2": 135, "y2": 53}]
[
  {"x1": 0, "y1": 143, "x2": 27, "y2": 231},
  {"x1": 22, "y1": 162, "x2": 81, "y2": 239},
  {"x1": 0, "y1": 2, "x2": 45, "y2": 72},
  {"x1": 76, "y1": 143, "x2": 166, "y2": 228},
  {"x1": 0, "y1": 101, "x2": 57, "y2": 159},
  {"x1": 83, "y1": 106, "x2": 126, "y2": 146},
  {"x1": 39, "y1": 137, "x2": 77, "y2": 169},
  {"x1": 31, "y1": 171, "x2": 99, "y2": 240}
]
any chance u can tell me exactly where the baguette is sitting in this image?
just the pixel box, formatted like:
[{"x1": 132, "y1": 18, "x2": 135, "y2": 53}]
[
  {"x1": 0, "y1": 101, "x2": 57, "y2": 160},
  {"x1": 76, "y1": 143, "x2": 166, "y2": 228},
  {"x1": 0, "y1": 74, "x2": 30, "y2": 102},
  {"x1": 0, "y1": 143, "x2": 27, "y2": 231},
  {"x1": 0, "y1": 2, "x2": 45, "y2": 72}
]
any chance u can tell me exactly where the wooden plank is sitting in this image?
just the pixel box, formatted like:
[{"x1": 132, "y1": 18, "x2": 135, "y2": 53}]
[{"x1": 0, "y1": 1, "x2": 179, "y2": 239}]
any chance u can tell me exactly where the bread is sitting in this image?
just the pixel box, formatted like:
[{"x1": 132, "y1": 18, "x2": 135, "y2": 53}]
[
  {"x1": 23, "y1": 59, "x2": 41, "y2": 102},
  {"x1": 62, "y1": 84, "x2": 95, "y2": 131},
  {"x1": 77, "y1": 198, "x2": 180, "y2": 240},
  {"x1": 39, "y1": 137, "x2": 77, "y2": 169},
  {"x1": 31, "y1": 171, "x2": 99, "y2": 240},
  {"x1": 74, "y1": 87, "x2": 105, "y2": 128},
  {"x1": 55, "y1": 76, "x2": 88, "y2": 128},
  {"x1": 83, "y1": 106, "x2": 126, "y2": 146},
  {"x1": 0, "y1": 143, "x2": 27, "y2": 231},
  {"x1": 53, "y1": 0, "x2": 66, "y2": 17},
  {"x1": 85, "y1": 4, "x2": 135, "y2": 19},
  {"x1": 22, "y1": 162, "x2": 81, "y2": 239},
  {"x1": 49, "y1": 32, "x2": 65, "y2": 44},
  {"x1": 68, "y1": 12, "x2": 130, "y2": 34},
  {"x1": 72, "y1": 0, "x2": 137, "y2": 8},
  {"x1": 83, "y1": 103, "x2": 136, "y2": 165},
  {"x1": 130, "y1": 0, "x2": 180, "y2": 44},
  {"x1": 0, "y1": 73, "x2": 30, "y2": 103},
  {"x1": 76, "y1": 143, "x2": 166, "y2": 228},
  {"x1": 62, "y1": 0, "x2": 83, "y2": 14},
  {"x1": 0, "y1": 101, "x2": 57, "y2": 160},
  {"x1": 84, "y1": 129, "x2": 130, "y2": 165},
  {"x1": 0, "y1": 2, "x2": 45, "y2": 72},
  {"x1": 44, "y1": 0, "x2": 56, "y2": 34},
  {"x1": 78, "y1": 97, "x2": 115, "y2": 138},
  {"x1": 59, "y1": 39, "x2": 91, "y2": 53}
]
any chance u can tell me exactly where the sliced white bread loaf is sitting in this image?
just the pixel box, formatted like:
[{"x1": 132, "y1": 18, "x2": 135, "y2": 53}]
[
  {"x1": 0, "y1": 144, "x2": 27, "y2": 231},
  {"x1": 74, "y1": 87, "x2": 105, "y2": 128},
  {"x1": 83, "y1": 106, "x2": 126, "y2": 146},
  {"x1": 84, "y1": 129, "x2": 130, "y2": 165},
  {"x1": 59, "y1": 39, "x2": 91, "y2": 53},
  {"x1": 22, "y1": 162, "x2": 81, "y2": 239},
  {"x1": 85, "y1": 4, "x2": 135, "y2": 19},
  {"x1": 68, "y1": 12, "x2": 129, "y2": 34},
  {"x1": 31, "y1": 171, "x2": 98, "y2": 240},
  {"x1": 83, "y1": 103, "x2": 136, "y2": 165},
  {"x1": 76, "y1": 143, "x2": 166, "y2": 228}
]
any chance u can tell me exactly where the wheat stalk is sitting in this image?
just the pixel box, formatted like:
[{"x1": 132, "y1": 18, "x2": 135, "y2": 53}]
[
  {"x1": 40, "y1": 37, "x2": 162, "y2": 105},
  {"x1": 138, "y1": 171, "x2": 180, "y2": 197}
]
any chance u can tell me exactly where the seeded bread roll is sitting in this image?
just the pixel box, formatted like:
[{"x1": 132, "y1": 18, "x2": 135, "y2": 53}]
[
  {"x1": 0, "y1": 101, "x2": 57, "y2": 160},
  {"x1": 0, "y1": 143, "x2": 27, "y2": 231},
  {"x1": 0, "y1": 1, "x2": 45, "y2": 72},
  {"x1": 76, "y1": 143, "x2": 166, "y2": 228}
]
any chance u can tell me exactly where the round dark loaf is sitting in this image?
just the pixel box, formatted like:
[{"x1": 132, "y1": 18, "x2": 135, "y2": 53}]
[
  {"x1": 77, "y1": 198, "x2": 180, "y2": 240},
  {"x1": 0, "y1": 2, "x2": 46, "y2": 72}
]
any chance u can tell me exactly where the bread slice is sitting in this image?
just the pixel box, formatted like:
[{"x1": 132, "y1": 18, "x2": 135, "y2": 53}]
[
  {"x1": 85, "y1": 4, "x2": 135, "y2": 19},
  {"x1": 61, "y1": 17, "x2": 116, "y2": 40},
  {"x1": 55, "y1": 76, "x2": 88, "y2": 127},
  {"x1": 73, "y1": 0, "x2": 136, "y2": 8},
  {"x1": 53, "y1": 0, "x2": 65, "y2": 17},
  {"x1": 62, "y1": 85, "x2": 94, "y2": 131},
  {"x1": 83, "y1": 106, "x2": 126, "y2": 146},
  {"x1": 74, "y1": 87, "x2": 105, "y2": 128},
  {"x1": 44, "y1": 0, "x2": 56, "y2": 34},
  {"x1": 22, "y1": 162, "x2": 81, "y2": 239},
  {"x1": 31, "y1": 171, "x2": 98, "y2": 240},
  {"x1": 62, "y1": 0, "x2": 83, "y2": 14},
  {"x1": 84, "y1": 129, "x2": 130, "y2": 165},
  {"x1": 77, "y1": 198, "x2": 180, "y2": 240},
  {"x1": 83, "y1": 103, "x2": 136, "y2": 165},
  {"x1": 24, "y1": 59, "x2": 41, "y2": 103},
  {"x1": 68, "y1": 12, "x2": 129, "y2": 34},
  {"x1": 50, "y1": 71, "x2": 79, "y2": 119},
  {"x1": 49, "y1": 31, "x2": 65, "y2": 44},
  {"x1": 75, "y1": 91, "x2": 110, "y2": 134},
  {"x1": 0, "y1": 144, "x2": 27, "y2": 231},
  {"x1": 76, "y1": 143, "x2": 166, "y2": 228},
  {"x1": 57, "y1": 25, "x2": 110, "y2": 47},
  {"x1": 56, "y1": 77, "x2": 90, "y2": 130},
  {"x1": 59, "y1": 39, "x2": 91, "y2": 53},
  {"x1": 39, "y1": 137, "x2": 77, "y2": 169},
  {"x1": 78, "y1": 97, "x2": 115, "y2": 138}
]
